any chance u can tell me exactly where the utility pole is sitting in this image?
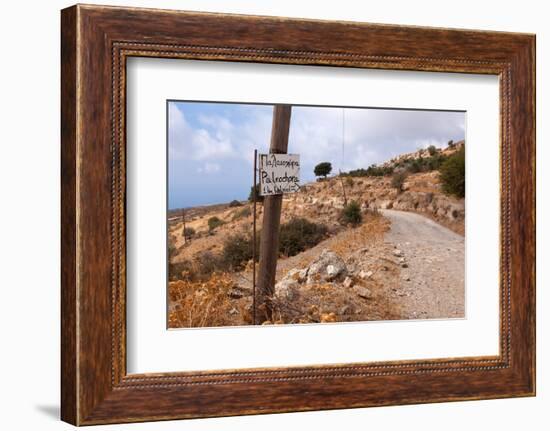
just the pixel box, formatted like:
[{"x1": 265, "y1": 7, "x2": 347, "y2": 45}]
[
  {"x1": 256, "y1": 105, "x2": 292, "y2": 324},
  {"x1": 338, "y1": 170, "x2": 348, "y2": 207},
  {"x1": 252, "y1": 148, "x2": 257, "y2": 326}
]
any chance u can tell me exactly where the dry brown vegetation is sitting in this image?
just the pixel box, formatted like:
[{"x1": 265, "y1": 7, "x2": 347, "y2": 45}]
[
  {"x1": 168, "y1": 212, "x2": 403, "y2": 328},
  {"x1": 168, "y1": 273, "x2": 244, "y2": 328}
]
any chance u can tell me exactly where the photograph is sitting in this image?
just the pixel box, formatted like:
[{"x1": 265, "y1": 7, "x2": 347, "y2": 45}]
[
  {"x1": 167, "y1": 101, "x2": 466, "y2": 328},
  {"x1": 51, "y1": 2, "x2": 537, "y2": 426}
]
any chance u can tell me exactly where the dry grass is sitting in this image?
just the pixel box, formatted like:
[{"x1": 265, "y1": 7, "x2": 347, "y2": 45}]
[
  {"x1": 329, "y1": 211, "x2": 390, "y2": 257},
  {"x1": 168, "y1": 273, "x2": 239, "y2": 328}
]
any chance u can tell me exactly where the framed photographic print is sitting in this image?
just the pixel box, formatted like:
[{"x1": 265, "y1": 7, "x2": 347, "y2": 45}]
[{"x1": 61, "y1": 4, "x2": 536, "y2": 425}]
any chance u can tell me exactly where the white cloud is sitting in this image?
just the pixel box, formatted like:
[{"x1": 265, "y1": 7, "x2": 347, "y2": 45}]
[
  {"x1": 169, "y1": 102, "x2": 465, "y2": 178},
  {"x1": 288, "y1": 106, "x2": 465, "y2": 174},
  {"x1": 169, "y1": 103, "x2": 271, "y2": 164},
  {"x1": 169, "y1": 105, "x2": 235, "y2": 160},
  {"x1": 197, "y1": 162, "x2": 221, "y2": 174}
]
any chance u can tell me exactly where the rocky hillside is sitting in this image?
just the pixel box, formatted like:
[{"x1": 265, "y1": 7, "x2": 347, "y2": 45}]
[
  {"x1": 168, "y1": 142, "x2": 465, "y2": 328},
  {"x1": 382, "y1": 140, "x2": 464, "y2": 170},
  {"x1": 292, "y1": 170, "x2": 464, "y2": 235}
]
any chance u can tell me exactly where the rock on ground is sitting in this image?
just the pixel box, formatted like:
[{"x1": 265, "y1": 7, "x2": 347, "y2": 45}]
[{"x1": 306, "y1": 249, "x2": 347, "y2": 284}]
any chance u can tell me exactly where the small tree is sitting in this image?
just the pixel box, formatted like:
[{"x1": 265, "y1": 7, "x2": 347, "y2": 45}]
[
  {"x1": 341, "y1": 201, "x2": 362, "y2": 226},
  {"x1": 278, "y1": 218, "x2": 328, "y2": 256},
  {"x1": 248, "y1": 184, "x2": 264, "y2": 203},
  {"x1": 407, "y1": 158, "x2": 423, "y2": 173},
  {"x1": 448, "y1": 139, "x2": 455, "y2": 148},
  {"x1": 314, "y1": 162, "x2": 332, "y2": 179},
  {"x1": 439, "y1": 147, "x2": 465, "y2": 197},
  {"x1": 207, "y1": 216, "x2": 224, "y2": 232},
  {"x1": 229, "y1": 199, "x2": 242, "y2": 207},
  {"x1": 427, "y1": 145, "x2": 437, "y2": 156},
  {"x1": 391, "y1": 171, "x2": 408, "y2": 193}
]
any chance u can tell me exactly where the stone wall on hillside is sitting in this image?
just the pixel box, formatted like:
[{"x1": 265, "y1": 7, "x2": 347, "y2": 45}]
[{"x1": 364, "y1": 191, "x2": 464, "y2": 223}]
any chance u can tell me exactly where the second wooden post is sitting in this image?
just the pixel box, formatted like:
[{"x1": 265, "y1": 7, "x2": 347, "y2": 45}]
[{"x1": 256, "y1": 105, "x2": 292, "y2": 324}]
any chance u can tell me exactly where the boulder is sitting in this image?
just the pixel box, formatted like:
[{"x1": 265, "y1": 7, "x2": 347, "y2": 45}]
[
  {"x1": 306, "y1": 249, "x2": 347, "y2": 283},
  {"x1": 326, "y1": 264, "x2": 338, "y2": 277},
  {"x1": 447, "y1": 202, "x2": 465, "y2": 220}
]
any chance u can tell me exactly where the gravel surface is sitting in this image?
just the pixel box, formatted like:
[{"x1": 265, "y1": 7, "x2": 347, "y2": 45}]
[{"x1": 381, "y1": 209, "x2": 465, "y2": 319}]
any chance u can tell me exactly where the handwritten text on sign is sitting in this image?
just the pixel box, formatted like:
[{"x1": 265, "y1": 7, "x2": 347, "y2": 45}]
[{"x1": 259, "y1": 154, "x2": 300, "y2": 196}]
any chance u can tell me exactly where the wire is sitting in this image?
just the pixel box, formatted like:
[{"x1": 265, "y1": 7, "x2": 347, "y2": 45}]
[{"x1": 341, "y1": 107, "x2": 345, "y2": 172}]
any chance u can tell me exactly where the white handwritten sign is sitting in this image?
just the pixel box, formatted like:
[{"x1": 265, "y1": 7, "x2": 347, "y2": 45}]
[{"x1": 259, "y1": 153, "x2": 300, "y2": 196}]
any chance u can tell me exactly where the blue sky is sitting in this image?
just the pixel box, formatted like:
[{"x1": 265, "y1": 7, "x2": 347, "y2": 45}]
[{"x1": 168, "y1": 101, "x2": 465, "y2": 209}]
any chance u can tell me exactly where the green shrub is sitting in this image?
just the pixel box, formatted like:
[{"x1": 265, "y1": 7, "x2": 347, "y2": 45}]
[
  {"x1": 229, "y1": 199, "x2": 243, "y2": 207},
  {"x1": 222, "y1": 234, "x2": 257, "y2": 270},
  {"x1": 344, "y1": 164, "x2": 393, "y2": 177},
  {"x1": 427, "y1": 145, "x2": 437, "y2": 156},
  {"x1": 439, "y1": 147, "x2": 465, "y2": 197},
  {"x1": 340, "y1": 201, "x2": 362, "y2": 226},
  {"x1": 279, "y1": 218, "x2": 328, "y2": 257},
  {"x1": 208, "y1": 216, "x2": 224, "y2": 232},
  {"x1": 314, "y1": 162, "x2": 332, "y2": 179},
  {"x1": 195, "y1": 251, "x2": 228, "y2": 277},
  {"x1": 219, "y1": 218, "x2": 329, "y2": 268},
  {"x1": 424, "y1": 154, "x2": 446, "y2": 171},
  {"x1": 404, "y1": 154, "x2": 447, "y2": 173},
  {"x1": 391, "y1": 171, "x2": 408, "y2": 192},
  {"x1": 407, "y1": 159, "x2": 423, "y2": 173}
]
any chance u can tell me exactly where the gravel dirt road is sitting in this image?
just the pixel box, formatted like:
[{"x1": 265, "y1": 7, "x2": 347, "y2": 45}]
[{"x1": 381, "y1": 209, "x2": 465, "y2": 319}]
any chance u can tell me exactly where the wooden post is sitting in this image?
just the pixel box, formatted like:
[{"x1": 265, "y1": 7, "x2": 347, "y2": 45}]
[
  {"x1": 252, "y1": 149, "x2": 257, "y2": 325},
  {"x1": 181, "y1": 208, "x2": 187, "y2": 244},
  {"x1": 256, "y1": 105, "x2": 292, "y2": 324},
  {"x1": 338, "y1": 170, "x2": 348, "y2": 206}
]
